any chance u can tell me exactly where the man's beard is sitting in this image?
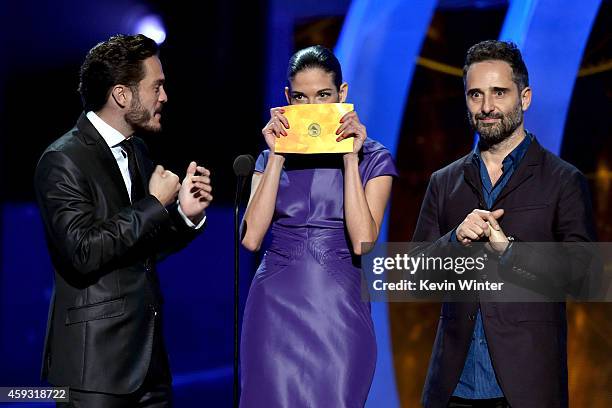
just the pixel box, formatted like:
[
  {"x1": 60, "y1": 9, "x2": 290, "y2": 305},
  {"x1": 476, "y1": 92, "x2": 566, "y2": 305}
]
[
  {"x1": 125, "y1": 92, "x2": 162, "y2": 133},
  {"x1": 468, "y1": 102, "x2": 523, "y2": 147}
]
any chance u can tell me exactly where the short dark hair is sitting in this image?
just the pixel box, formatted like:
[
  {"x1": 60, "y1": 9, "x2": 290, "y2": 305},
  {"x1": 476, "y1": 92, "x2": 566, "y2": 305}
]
[
  {"x1": 287, "y1": 45, "x2": 343, "y2": 90},
  {"x1": 78, "y1": 34, "x2": 158, "y2": 111},
  {"x1": 463, "y1": 40, "x2": 529, "y2": 91}
]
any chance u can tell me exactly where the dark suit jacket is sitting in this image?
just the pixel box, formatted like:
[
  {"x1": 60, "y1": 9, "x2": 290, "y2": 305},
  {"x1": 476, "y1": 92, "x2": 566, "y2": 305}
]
[
  {"x1": 413, "y1": 137, "x2": 595, "y2": 408},
  {"x1": 34, "y1": 113, "x2": 202, "y2": 394}
]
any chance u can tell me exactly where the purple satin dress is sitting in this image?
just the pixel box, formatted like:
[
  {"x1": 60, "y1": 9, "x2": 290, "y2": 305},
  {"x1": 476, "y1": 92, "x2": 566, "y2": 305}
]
[{"x1": 240, "y1": 138, "x2": 397, "y2": 407}]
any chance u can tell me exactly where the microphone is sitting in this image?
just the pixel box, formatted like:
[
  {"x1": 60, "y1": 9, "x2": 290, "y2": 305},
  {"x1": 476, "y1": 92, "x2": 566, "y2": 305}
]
[
  {"x1": 233, "y1": 154, "x2": 256, "y2": 177},
  {"x1": 232, "y1": 154, "x2": 254, "y2": 407},
  {"x1": 233, "y1": 155, "x2": 255, "y2": 206}
]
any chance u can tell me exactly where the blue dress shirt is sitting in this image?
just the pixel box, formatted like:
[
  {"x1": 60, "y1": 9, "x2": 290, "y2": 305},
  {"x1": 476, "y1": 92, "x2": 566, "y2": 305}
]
[{"x1": 451, "y1": 133, "x2": 532, "y2": 399}]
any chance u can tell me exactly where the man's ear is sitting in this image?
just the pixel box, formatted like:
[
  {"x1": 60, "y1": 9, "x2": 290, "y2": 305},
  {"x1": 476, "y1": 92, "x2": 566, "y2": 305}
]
[
  {"x1": 520, "y1": 86, "x2": 532, "y2": 112},
  {"x1": 338, "y1": 82, "x2": 348, "y2": 103},
  {"x1": 110, "y1": 85, "x2": 131, "y2": 109}
]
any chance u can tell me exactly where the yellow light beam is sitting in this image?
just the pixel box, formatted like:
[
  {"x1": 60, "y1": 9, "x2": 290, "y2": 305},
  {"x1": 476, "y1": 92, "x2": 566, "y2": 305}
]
[{"x1": 416, "y1": 56, "x2": 612, "y2": 78}]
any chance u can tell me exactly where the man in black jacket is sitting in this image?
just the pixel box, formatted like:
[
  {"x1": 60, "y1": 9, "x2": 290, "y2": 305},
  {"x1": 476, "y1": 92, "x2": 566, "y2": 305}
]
[
  {"x1": 414, "y1": 41, "x2": 595, "y2": 408},
  {"x1": 34, "y1": 34, "x2": 213, "y2": 407}
]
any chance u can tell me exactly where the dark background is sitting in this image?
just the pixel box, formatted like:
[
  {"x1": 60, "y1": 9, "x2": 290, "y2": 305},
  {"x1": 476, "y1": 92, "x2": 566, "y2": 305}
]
[{"x1": 1, "y1": 0, "x2": 268, "y2": 204}]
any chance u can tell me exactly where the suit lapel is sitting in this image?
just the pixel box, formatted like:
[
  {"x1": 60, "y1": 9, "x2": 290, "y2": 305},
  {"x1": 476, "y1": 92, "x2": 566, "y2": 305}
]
[
  {"x1": 462, "y1": 155, "x2": 486, "y2": 208},
  {"x1": 76, "y1": 113, "x2": 131, "y2": 207},
  {"x1": 492, "y1": 138, "x2": 543, "y2": 208}
]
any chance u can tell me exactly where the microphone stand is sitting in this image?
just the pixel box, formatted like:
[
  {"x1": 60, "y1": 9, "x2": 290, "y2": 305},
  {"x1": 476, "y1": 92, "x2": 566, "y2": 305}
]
[
  {"x1": 232, "y1": 154, "x2": 254, "y2": 408},
  {"x1": 233, "y1": 177, "x2": 241, "y2": 408}
]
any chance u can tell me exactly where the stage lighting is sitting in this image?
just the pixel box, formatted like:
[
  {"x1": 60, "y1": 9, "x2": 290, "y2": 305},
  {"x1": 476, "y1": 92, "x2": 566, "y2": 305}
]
[{"x1": 134, "y1": 14, "x2": 166, "y2": 45}]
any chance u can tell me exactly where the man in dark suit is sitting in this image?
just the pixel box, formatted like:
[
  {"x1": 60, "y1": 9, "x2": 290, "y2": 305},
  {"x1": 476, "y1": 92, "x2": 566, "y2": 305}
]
[
  {"x1": 413, "y1": 41, "x2": 595, "y2": 408},
  {"x1": 34, "y1": 34, "x2": 213, "y2": 407}
]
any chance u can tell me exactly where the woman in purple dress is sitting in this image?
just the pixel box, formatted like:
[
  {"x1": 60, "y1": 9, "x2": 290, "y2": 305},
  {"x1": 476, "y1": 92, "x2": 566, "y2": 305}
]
[{"x1": 240, "y1": 46, "x2": 397, "y2": 407}]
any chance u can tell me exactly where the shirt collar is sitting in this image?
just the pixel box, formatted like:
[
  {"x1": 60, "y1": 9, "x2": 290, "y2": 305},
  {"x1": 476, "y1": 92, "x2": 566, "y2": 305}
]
[
  {"x1": 86, "y1": 111, "x2": 129, "y2": 148},
  {"x1": 472, "y1": 131, "x2": 533, "y2": 170}
]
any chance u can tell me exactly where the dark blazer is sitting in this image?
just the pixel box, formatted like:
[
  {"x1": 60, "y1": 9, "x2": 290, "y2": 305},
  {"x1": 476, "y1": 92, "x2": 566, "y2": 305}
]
[
  {"x1": 34, "y1": 113, "x2": 202, "y2": 394},
  {"x1": 413, "y1": 137, "x2": 595, "y2": 408}
]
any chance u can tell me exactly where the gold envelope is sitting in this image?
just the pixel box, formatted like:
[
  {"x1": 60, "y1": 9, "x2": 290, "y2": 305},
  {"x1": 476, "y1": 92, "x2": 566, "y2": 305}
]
[{"x1": 275, "y1": 103, "x2": 354, "y2": 154}]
